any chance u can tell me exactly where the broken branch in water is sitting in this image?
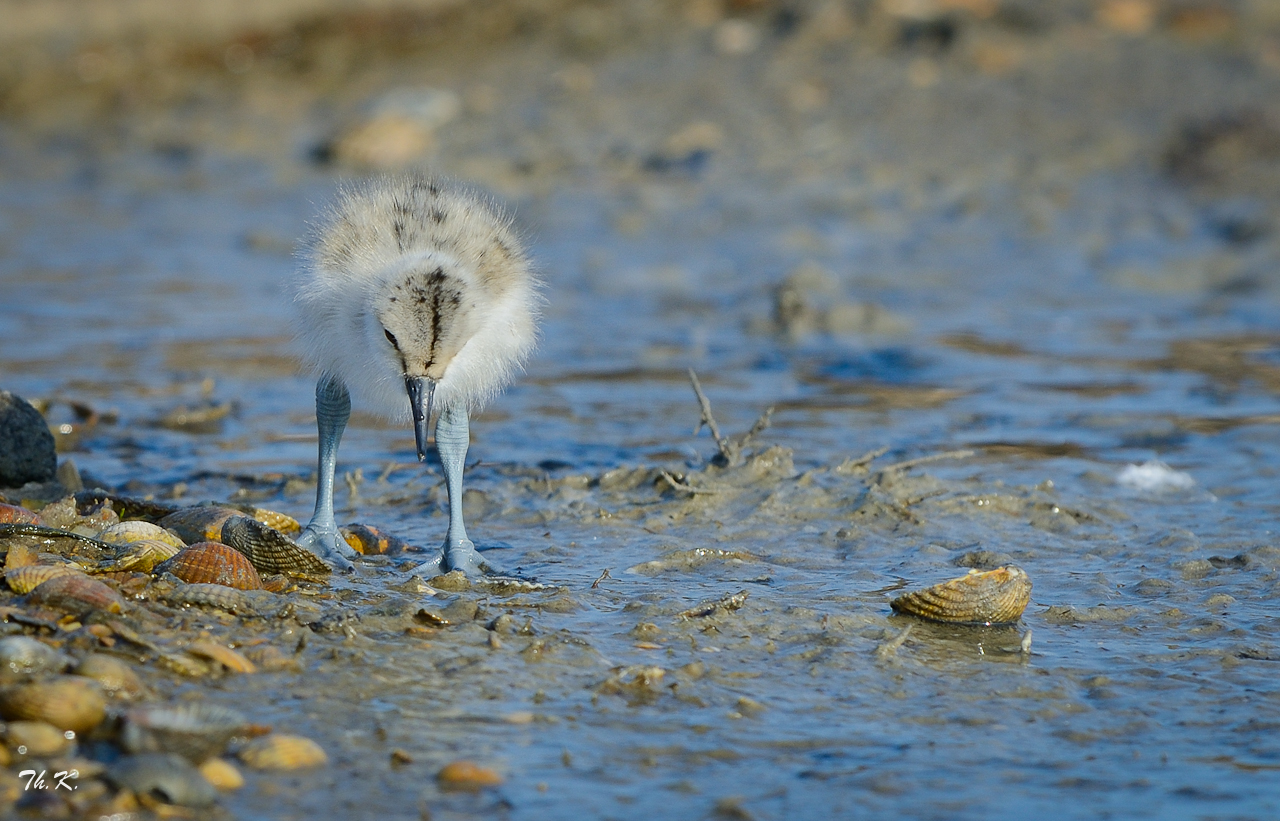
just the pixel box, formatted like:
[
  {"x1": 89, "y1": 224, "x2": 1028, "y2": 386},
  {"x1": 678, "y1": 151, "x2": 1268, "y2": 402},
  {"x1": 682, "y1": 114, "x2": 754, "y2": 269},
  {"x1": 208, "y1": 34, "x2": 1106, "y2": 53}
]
[{"x1": 687, "y1": 369, "x2": 774, "y2": 467}]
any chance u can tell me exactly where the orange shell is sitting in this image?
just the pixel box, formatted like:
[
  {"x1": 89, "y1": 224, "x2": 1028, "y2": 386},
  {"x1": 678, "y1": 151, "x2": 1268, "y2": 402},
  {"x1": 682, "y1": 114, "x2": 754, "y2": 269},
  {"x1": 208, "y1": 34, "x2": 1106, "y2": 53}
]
[
  {"x1": 437, "y1": 760, "x2": 504, "y2": 791},
  {"x1": 0, "y1": 504, "x2": 39, "y2": 525},
  {"x1": 5, "y1": 564, "x2": 82, "y2": 594},
  {"x1": 155, "y1": 542, "x2": 263, "y2": 591},
  {"x1": 26, "y1": 574, "x2": 125, "y2": 614},
  {"x1": 157, "y1": 507, "x2": 241, "y2": 546},
  {"x1": 237, "y1": 734, "x2": 327, "y2": 770},
  {"x1": 890, "y1": 565, "x2": 1032, "y2": 625},
  {"x1": 340, "y1": 524, "x2": 410, "y2": 555}
]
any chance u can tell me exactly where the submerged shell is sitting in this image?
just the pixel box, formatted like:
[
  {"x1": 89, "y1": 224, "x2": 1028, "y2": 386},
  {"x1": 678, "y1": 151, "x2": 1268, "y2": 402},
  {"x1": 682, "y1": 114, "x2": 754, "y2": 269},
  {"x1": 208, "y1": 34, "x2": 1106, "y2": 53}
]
[
  {"x1": 890, "y1": 565, "x2": 1032, "y2": 625},
  {"x1": 97, "y1": 539, "x2": 182, "y2": 573},
  {"x1": 160, "y1": 583, "x2": 259, "y2": 616},
  {"x1": 155, "y1": 542, "x2": 263, "y2": 590},
  {"x1": 107, "y1": 753, "x2": 217, "y2": 808},
  {"x1": 0, "y1": 636, "x2": 73, "y2": 680},
  {"x1": 26, "y1": 573, "x2": 125, "y2": 615},
  {"x1": 0, "y1": 676, "x2": 107, "y2": 733},
  {"x1": 122, "y1": 703, "x2": 250, "y2": 763},
  {"x1": 237, "y1": 734, "x2": 327, "y2": 770},
  {"x1": 0, "y1": 504, "x2": 39, "y2": 525},
  {"x1": 95, "y1": 521, "x2": 186, "y2": 550},
  {"x1": 73, "y1": 654, "x2": 147, "y2": 699},
  {"x1": 157, "y1": 507, "x2": 240, "y2": 546},
  {"x1": 221, "y1": 516, "x2": 330, "y2": 576},
  {"x1": 5, "y1": 563, "x2": 81, "y2": 594},
  {"x1": 186, "y1": 641, "x2": 256, "y2": 674},
  {"x1": 3, "y1": 543, "x2": 38, "y2": 570},
  {"x1": 341, "y1": 524, "x2": 411, "y2": 555},
  {"x1": 4, "y1": 720, "x2": 74, "y2": 758}
]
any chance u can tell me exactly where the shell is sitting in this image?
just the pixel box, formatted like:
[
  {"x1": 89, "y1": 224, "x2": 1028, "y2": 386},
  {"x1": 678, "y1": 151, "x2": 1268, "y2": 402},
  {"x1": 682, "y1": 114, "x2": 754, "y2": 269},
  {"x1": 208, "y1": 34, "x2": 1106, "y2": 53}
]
[
  {"x1": 341, "y1": 524, "x2": 411, "y2": 555},
  {"x1": 107, "y1": 753, "x2": 217, "y2": 808},
  {"x1": 155, "y1": 542, "x2": 263, "y2": 590},
  {"x1": 3, "y1": 543, "x2": 37, "y2": 570},
  {"x1": 198, "y1": 758, "x2": 244, "y2": 791},
  {"x1": 186, "y1": 642, "x2": 257, "y2": 674},
  {"x1": 437, "y1": 760, "x2": 504, "y2": 791},
  {"x1": 0, "y1": 676, "x2": 107, "y2": 733},
  {"x1": 121, "y1": 703, "x2": 250, "y2": 763},
  {"x1": 73, "y1": 654, "x2": 147, "y2": 699},
  {"x1": 0, "y1": 636, "x2": 73, "y2": 680},
  {"x1": 5, "y1": 563, "x2": 82, "y2": 594},
  {"x1": 97, "y1": 539, "x2": 182, "y2": 574},
  {"x1": 156, "y1": 507, "x2": 241, "y2": 546},
  {"x1": 228, "y1": 504, "x2": 301, "y2": 535},
  {"x1": 237, "y1": 734, "x2": 327, "y2": 770},
  {"x1": 0, "y1": 504, "x2": 39, "y2": 525},
  {"x1": 4, "y1": 720, "x2": 74, "y2": 758},
  {"x1": 220, "y1": 516, "x2": 330, "y2": 576},
  {"x1": 26, "y1": 573, "x2": 125, "y2": 615},
  {"x1": 890, "y1": 565, "x2": 1032, "y2": 625},
  {"x1": 95, "y1": 521, "x2": 185, "y2": 550},
  {"x1": 159, "y1": 583, "x2": 258, "y2": 616}
]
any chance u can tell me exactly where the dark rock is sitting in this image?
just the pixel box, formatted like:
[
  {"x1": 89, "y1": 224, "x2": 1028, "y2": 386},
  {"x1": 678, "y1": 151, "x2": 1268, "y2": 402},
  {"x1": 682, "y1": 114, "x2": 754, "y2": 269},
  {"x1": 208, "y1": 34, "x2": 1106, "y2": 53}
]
[{"x1": 0, "y1": 391, "x2": 56, "y2": 488}]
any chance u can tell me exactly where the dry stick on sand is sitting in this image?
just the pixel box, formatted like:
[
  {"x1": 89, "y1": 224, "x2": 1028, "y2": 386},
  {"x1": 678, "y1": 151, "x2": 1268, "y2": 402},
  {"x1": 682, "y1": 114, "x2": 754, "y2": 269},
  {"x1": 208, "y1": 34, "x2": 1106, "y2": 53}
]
[
  {"x1": 688, "y1": 369, "x2": 774, "y2": 467},
  {"x1": 876, "y1": 449, "x2": 975, "y2": 478}
]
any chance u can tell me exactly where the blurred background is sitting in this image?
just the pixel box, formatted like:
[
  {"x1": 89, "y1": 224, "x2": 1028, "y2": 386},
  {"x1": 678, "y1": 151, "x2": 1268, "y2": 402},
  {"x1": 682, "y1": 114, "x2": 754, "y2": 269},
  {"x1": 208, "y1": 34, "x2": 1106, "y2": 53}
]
[{"x1": 3, "y1": 1, "x2": 1280, "y2": 818}]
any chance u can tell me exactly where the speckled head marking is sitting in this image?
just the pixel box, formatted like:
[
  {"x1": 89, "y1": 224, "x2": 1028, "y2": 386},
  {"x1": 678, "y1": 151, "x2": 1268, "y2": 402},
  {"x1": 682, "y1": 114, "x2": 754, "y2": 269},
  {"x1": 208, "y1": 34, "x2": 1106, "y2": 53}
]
[{"x1": 374, "y1": 257, "x2": 483, "y2": 381}]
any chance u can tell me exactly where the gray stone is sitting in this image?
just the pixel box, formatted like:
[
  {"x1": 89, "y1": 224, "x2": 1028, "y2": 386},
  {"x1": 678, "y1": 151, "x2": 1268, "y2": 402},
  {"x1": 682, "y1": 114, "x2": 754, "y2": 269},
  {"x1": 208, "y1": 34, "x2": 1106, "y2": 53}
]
[{"x1": 0, "y1": 391, "x2": 56, "y2": 488}]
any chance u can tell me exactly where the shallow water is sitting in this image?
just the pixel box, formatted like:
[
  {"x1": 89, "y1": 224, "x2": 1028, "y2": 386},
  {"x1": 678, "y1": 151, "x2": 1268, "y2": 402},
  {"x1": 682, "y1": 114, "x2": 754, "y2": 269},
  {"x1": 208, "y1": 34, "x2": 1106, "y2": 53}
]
[{"x1": 3, "y1": 3, "x2": 1280, "y2": 819}]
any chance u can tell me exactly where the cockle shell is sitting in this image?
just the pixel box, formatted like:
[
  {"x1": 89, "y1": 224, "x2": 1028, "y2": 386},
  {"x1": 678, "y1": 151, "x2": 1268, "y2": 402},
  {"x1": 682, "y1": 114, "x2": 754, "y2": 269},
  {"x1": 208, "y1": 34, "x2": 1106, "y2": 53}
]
[
  {"x1": 5, "y1": 563, "x2": 81, "y2": 594},
  {"x1": 157, "y1": 507, "x2": 241, "y2": 546},
  {"x1": 228, "y1": 505, "x2": 301, "y2": 535},
  {"x1": 97, "y1": 539, "x2": 182, "y2": 574},
  {"x1": 890, "y1": 565, "x2": 1032, "y2": 625},
  {"x1": 198, "y1": 758, "x2": 244, "y2": 791},
  {"x1": 236, "y1": 734, "x2": 327, "y2": 770},
  {"x1": 73, "y1": 654, "x2": 147, "y2": 699},
  {"x1": 186, "y1": 642, "x2": 256, "y2": 674},
  {"x1": 155, "y1": 542, "x2": 262, "y2": 590},
  {"x1": 95, "y1": 521, "x2": 185, "y2": 550},
  {"x1": 26, "y1": 573, "x2": 125, "y2": 615},
  {"x1": 160, "y1": 583, "x2": 259, "y2": 616},
  {"x1": 220, "y1": 516, "x2": 330, "y2": 576},
  {"x1": 0, "y1": 504, "x2": 39, "y2": 525},
  {"x1": 0, "y1": 636, "x2": 73, "y2": 680},
  {"x1": 122, "y1": 703, "x2": 250, "y2": 763},
  {"x1": 0, "y1": 676, "x2": 107, "y2": 733},
  {"x1": 4, "y1": 720, "x2": 73, "y2": 758}
]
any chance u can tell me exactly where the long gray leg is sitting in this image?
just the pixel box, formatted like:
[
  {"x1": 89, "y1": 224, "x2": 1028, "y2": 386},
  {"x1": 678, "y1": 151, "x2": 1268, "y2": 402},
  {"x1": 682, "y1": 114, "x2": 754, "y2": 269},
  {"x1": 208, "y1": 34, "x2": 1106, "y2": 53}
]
[
  {"x1": 410, "y1": 403, "x2": 486, "y2": 576},
  {"x1": 298, "y1": 376, "x2": 358, "y2": 570}
]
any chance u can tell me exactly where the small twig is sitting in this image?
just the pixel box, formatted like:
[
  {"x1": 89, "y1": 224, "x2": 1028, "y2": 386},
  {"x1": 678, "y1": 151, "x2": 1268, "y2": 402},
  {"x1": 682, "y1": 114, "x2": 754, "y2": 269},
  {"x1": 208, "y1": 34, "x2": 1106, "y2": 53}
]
[
  {"x1": 874, "y1": 624, "x2": 913, "y2": 659},
  {"x1": 845, "y1": 446, "x2": 890, "y2": 469},
  {"x1": 590, "y1": 568, "x2": 612, "y2": 589},
  {"x1": 878, "y1": 449, "x2": 975, "y2": 474},
  {"x1": 738, "y1": 406, "x2": 775, "y2": 449},
  {"x1": 688, "y1": 369, "x2": 724, "y2": 442}
]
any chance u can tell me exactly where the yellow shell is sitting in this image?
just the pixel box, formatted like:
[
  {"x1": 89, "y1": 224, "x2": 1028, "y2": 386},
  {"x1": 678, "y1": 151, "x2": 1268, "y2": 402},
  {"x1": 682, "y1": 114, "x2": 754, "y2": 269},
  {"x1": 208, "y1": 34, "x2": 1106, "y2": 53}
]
[
  {"x1": 228, "y1": 505, "x2": 301, "y2": 535},
  {"x1": 0, "y1": 676, "x2": 106, "y2": 733},
  {"x1": 199, "y1": 758, "x2": 245, "y2": 791},
  {"x1": 95, "y1": 521, "x2": 185, "y2": 549},
  {"x1": 437, "y1": 760, "x2": 504, "y2": 791},
  {"x1": 186, "y1": 642, "x2": 257, "y2": 674},
  {"x1": 73, "y1": 654, "x2": 147, "y2": 699},
  {"x1": 157, "y1": 507, "x2": 240, "y2": 546},
  {"x1": 237, "y1": 734, "x2": 327, "y2": 770},
  {"x1": 890, "y1": 565, "x2": 1032, "y2": 625},
  {"x1": 5, "y1": 564, "x2": 81, "y2": 594},
  {"x1": 4, "y1": 721, "x2": 73, "y2": 758},
  {"x1": 100, "y1": 539, "x2": 182, "y2": 573}
]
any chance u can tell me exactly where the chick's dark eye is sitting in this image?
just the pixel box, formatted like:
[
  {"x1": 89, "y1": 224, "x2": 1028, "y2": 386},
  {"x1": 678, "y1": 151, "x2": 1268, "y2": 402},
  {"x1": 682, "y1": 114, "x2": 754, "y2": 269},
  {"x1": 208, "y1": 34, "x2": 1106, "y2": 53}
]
[{"x1": 384, "y1": 329, "x2": 399, "y2": 348}]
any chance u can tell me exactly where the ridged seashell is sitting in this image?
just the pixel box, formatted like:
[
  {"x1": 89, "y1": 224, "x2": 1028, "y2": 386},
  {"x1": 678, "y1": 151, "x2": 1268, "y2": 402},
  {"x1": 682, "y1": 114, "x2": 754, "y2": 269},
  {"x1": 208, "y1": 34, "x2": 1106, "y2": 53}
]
[
  {"x1": 97, "y1": 539, "x2": 182, "y2": 574},
  {"x1": 237, "y1": 734, "x2": 327, "y2": 770},
  {"x1": 0, "y1": 637, "x2": 73, "y2": 680},
  {"x1": 26, "y1": 573, "x2": 125, "y2": 615},
  {"x1": 157, "y1": 507, "x2": 241, "y2": 546},
  {"x1": 5, "y1": 563, "x2": 81, "y2": 594},
  {"x1": 155, "y1": 542, "x2": 262, "y2": 591},
  {"x1": 95, "y1": 521, "x2": 185, "y2": 550},
  {"x1": 73, "y1": 654, "x2": 147, "y2": 699},
  {"x1": 220, "y1": 516, "x2": 330, "y2": 576},
  {"x1": 890, "y1": 566, "x2": 1032, "y2": 625},
  {"x1": 0, "y1": 676, "x2": 107, "y2": 733},
  {"x1": 0, "y1": 504, "x2": 39, "y2": 525},
  {"x1": 186, "y1": 642, "x2": 256, "y2": 674},
  {"x1": 4, "y1": 720, "x2": 74, "y2": 758},
  {"x1": 3, "y1": 543, "x2": 38, "y2": 570},
  {"x1": 228, "y1": 504, "x2": 301, "y2": 535},
  {"x1": 122, "y1": 703, "x2": 250, "y2": 763},
  {"x1": 340, "y1": 524, "x2": 412, "y2": 555},
  {"x1": 198, "y1": 758, "x2": 244, "y2": 791},
  {"x1": 107, "y1": 753, "x2": 217, "y2": 808},
  {"x1": 160, "y1": 583, "x2": 258, "y2": 616},
  {"x1": 437, "y1": 760, "x2": 504, "y2": 791}
]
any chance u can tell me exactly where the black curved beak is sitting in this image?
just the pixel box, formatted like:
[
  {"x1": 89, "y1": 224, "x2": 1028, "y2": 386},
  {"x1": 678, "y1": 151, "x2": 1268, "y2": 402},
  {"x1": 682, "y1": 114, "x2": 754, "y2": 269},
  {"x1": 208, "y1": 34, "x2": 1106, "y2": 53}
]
[{"x1": 405, "y1": 376, "x2": 436, "y2": 462}]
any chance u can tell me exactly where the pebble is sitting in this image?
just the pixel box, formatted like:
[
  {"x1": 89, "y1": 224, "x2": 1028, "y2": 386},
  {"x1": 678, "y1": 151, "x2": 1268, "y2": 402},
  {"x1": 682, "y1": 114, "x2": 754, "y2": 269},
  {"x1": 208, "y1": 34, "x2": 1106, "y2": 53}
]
[
  {"x1": 437, "y1": 760, "x2": 503, "y2": 791},
  {"x1": 0, "y1": 391, "x2": 56, "y2": 488}
]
